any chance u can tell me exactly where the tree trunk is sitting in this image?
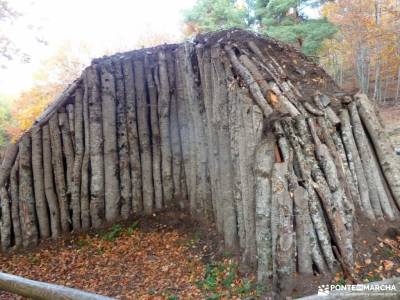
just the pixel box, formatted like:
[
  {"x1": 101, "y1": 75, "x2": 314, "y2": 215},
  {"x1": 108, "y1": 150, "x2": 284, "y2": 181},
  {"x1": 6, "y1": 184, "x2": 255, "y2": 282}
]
[
  {"x1": 49, "y1": 114, "x2": 70, "y2": 232},
  {"x1": 157, "y1": 50, "x2": 174, "y2": 208},
  {"x1": 87, "y1": 65, "x2": 105, "y2": 228},
  {"x1": 100, "y1": 61, "x2": 120, "y2": 222},
  {"x1": 31, "y1": 126, "x2": 50, "y2": 238},
  {"x1": 134, "y1": 59, "x2": 154, "y2": 215},
  {"x1": 114, "y1": 59, "x2": 132, "y2": 220},
  {"x1": 71, "y1": 87, "x2": 84, "y2": 231},
  {"x1": 10, "y1": 155, "x2": 22, "y2": 247},
  {"x1": 19, "y1": 135, "x2": 39, "y2": 248},
  {"x1": 42, "y1": 125, "x2": 61, "y2": 238},
  {"x1": 122, "y1": 58, "x2": 143, "y2": 214}
]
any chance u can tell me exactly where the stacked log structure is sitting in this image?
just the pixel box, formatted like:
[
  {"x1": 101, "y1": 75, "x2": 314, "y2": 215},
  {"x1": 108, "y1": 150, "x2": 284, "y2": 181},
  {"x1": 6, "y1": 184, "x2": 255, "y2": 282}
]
[{"x1": 1, "y1": 29, "x2": 399, "y2": 292}]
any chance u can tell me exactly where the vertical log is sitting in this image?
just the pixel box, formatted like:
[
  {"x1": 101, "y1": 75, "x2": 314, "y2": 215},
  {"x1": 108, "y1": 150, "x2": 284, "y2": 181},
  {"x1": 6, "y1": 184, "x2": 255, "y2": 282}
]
[
  {"x1": 42, "y1": 125, "x2": 61, "y2": 238},
  {"x1": 49, "y1": 114, "x2": 70, "y2": 232},
  {"x1": 31, "y1": 126, "x2": 50, "y2": 238},
  {"x1": 145, "y1": 54, "x2": 163, "y2": 211},
  {"x1": 59, "y1": 110, "x2": 75, "y2": 197},
  {"x1": 87, "y1": 65, "x2": 105, "y2": 228},
  {"x1": 167, "y1": 51, "x2": 187, "y2": 209},
  {"x1": 122, "y1": 58, "x2": 143, "y2": 214},
  {"x1": 195, "y1": 46, "x2": 221, "y2": 225},
  {"x1": 134, "y1": 58, "x2": 154, "y2": 215},
  {"x1": 157, "y1": 50, "x2": 174, "y2": 208},
  {"x1": 71, "y1": 87, "x2": 84, "y2": 231},
  {"x1": 19, "y1": 135, "x2": 39, "y2": 248},
  {"x1": 210, "y1": 46, "x2": 237, "y2": 249},
  {"x1": 10, "y1": 155, "x2": 22, "y2": 247},
  {"x1": 81, "y1": 73, "x2": 91, "y2": 230},
  {"x1": 273, "y1": 161, "x2": 295, "y2": 296},
  {"x1": 255, "y1": 134, "x2": 275, "y2": 282},
  {"x1": 100, "y1": 61, "x2": 121, "y2": 222},
  {"x1": 0, "y1": 185, "x2": 11, "y2": 250},
  {"x1": 66, "y1": 104, "x2": 75, "y2": 148},
  {"x1": 114, "y1": 59, "x2": 132, "y2": 220}
]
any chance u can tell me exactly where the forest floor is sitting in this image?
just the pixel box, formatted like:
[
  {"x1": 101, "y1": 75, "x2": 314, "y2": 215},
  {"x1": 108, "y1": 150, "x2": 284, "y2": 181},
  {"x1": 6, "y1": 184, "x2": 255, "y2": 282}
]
[
  {"x1": 1, "y1": 211, "x2": 400, "y2": 299},
  {"x1": 380, "y1": 105, "x2": 400, "y2": 149},
  {"x1": 0, "y1": 212, "x2": 260, "y2": 300}
]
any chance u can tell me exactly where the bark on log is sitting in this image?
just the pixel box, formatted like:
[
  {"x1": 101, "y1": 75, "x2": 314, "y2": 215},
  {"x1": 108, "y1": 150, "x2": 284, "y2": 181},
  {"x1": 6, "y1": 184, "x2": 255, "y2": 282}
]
[
  {"x1": 255, "y1": 133, "x2": 275, "y2": 282},
  {"x1": 167, "y1": 50, "x2": 187, "y2": 209},
  {"x1": 71, "y1": 87, "x2": 84, "y2": 231},
  {"x1": 19, "y1": 135, "x2": 39, "y2": 248},
  {"x1": 0, "y1": 185, "x2": 11, "y2": 250},
  {"x1": 355, "y1": 93, "x2": 400, "y2": 209},
  {"x1": 59, "y1": 110, "x2": 75, "y2": 198},
  {"x1": 10, "y1": 155, "x2": 22, "y2": 247},
  {"x1": 0, "y1": 272, "x2": 114, "y2": 300},
  {"x1": 145, "y1": 54, "x2": 163, "y2": 211},
  {"x1": 348, "y1": 102, "x2": 383, "y2": 218},
  {"x1": 31, "y1": 126, "x2": 50, "y2": 238},
  {"x1": 114, "y1": 59, "x2": 132, "y2": 220},
  {"x1": 134, "y1": 59, "x2": 154, "y2": 215},
  {"x1": 157, "y1": 50, "x2": 174, "y2": 208},
  {"x1": 224, "y1": 44, "x2": 273, "y2": 118},
  {"x1": 0, "y1": 143, "x2": 18, "y2": 187},
  {"x1": 340, "y1": 109, "x2": 375, "y2": 220},
  {"x1": 49, "y1": 115, "x2": 70, "y2": 232},
  {"x1": 100, "y1": 61, "x2": 121, "y2": 222},
  {"x1": 122, "y1": 58, "x2": 143, "y2": 214},
  {"x1": 81, "y1": 74, "x2": 91, "y2": 230},
  {"x1": 87, "y1": 65, "x2": 105, "y2": 228},
  {"x1": 42, "y1": 125, "x2": 61, "y2": 238}
]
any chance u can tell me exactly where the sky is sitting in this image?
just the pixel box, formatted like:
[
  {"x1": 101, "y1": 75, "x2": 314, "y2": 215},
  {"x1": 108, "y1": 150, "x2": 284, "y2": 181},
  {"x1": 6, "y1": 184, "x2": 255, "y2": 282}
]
[{"x1": 0, "y1": 0, "x2": 196, "y2": 96}]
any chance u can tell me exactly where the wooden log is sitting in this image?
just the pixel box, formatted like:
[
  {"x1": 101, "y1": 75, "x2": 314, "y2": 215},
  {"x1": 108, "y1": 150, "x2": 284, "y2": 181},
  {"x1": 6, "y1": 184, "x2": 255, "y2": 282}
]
[
  {"x1": 42, "y1": 125, "x2": 61, "y2": 238},
  {"x1": 238, "y1": 54, "x2": 299, "y2": 116},
  {"x1": 19, "y1": 135, "x2": 39, "y2": 248},
  {"x1": 210, "y1": 46, "x2": 237, "y2": 249},
  {"x1": 224, "y1": 44, "x2": 273, "y2": 118},
  {"x1": 71, "y1": 87, "x2": 84, "y2": 231},
  {"x1": 114, "y1": 59, "x2": 132, "y2": 220},
  {"x1": 340, "y1": 109, "x2": 375, "y2": 220},
  {"x1": 282, "y1": 119, "x2": 336, "y2": 270},
  {"x1": 0, "y1": 143, "x2": 18, "y2": 187},
  {"x1": 31, "y1": 126, "x2": 50, "y2": 238},
  {"x1": 355, "y1": 93, "x2": 400, "y2": 209},
  {"x1": 0, "y1": 185, "x2": 11, "y2": 250},
  {"x1": 122, "y1": 58, "x2": 143, "y2": 214},
  {"x1": 100, "y1": 61, "x2": 121, "y2": 222},
  {"x1": 145, "y1": 54, "x2": 163, "y2": 211},
  {"x1": 59, "y1": 110, "x2": 75, "y2": 197},
  {"x1": 273, "y1": 161, "x2": 295, "y2": 296},
  {"x1": 195, "y1": 45, "x2": 221, "y2": 226},
  {"x1": 167, "y1": 50, "x2": 187, "y2": 209},
  {"x1": 255, "y1": 133, "x2": 275, "y2": 282},
  {"x1": 157, "y1": 50, "x2": 174, "y2": 208},
  {"x1": 348, "y1": 102, "x2": 383, "y2": 218},
  {"x1": 178, "y1": 44, "x2": 211, "y2": 218},
  {"x1": 81, "y1": 72, "x2": 91, "y2": 229},
  {"x1": 49, "y1": 114, "x2": 70, "y2": 232},
  {"x1": 0, "y1": 272, "x2": 114, "y2": 300},
  {"x1": 66, "y1": 104, "x2": 75, "y2": 144},
  {"x1": 87, "y1": 65, "x2": 105, "y2": 228},
  {"x1": 10, "y1": 155, "x2": 22, "y2": 247},
  {"x1": 134, "y1": 58, "x2": 154, "y2": 215}
]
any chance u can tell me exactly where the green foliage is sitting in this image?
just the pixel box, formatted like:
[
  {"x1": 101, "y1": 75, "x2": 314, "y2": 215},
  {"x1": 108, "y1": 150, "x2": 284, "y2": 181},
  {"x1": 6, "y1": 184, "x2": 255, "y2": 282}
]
[
  {"x1": 167, "y1": 295, "x2": 179, "y2": 300},
  {"x1": 183, "y1": 0, "x2": 249, "y2": 33},
  {"x1": 101, "y1": 224, "x2": 124, "y2": 241},
  {"x1": 126, "y1": 221, "x2": 139, "y2": 235},
  {"x1": 184, "y1": 0, "x2": 337, "y2": 56}
]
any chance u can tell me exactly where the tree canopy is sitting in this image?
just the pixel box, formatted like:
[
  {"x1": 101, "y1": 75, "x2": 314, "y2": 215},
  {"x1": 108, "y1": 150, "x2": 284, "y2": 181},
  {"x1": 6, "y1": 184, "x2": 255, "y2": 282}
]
[{"x1": 183, "y1": 0, "x2": 337, "y2": 56}]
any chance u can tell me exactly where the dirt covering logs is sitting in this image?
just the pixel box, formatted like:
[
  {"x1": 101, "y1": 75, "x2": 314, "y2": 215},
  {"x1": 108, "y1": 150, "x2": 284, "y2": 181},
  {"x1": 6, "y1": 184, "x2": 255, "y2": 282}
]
[{"x1": 1, "y1": 29, "x2": 400, "y2": 297}]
